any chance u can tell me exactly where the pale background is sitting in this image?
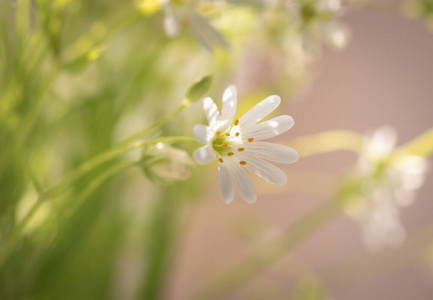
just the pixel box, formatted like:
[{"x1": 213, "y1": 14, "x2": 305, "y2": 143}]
[{"x1": 169, "y1": 7, "x2": 433, "y2": 300}]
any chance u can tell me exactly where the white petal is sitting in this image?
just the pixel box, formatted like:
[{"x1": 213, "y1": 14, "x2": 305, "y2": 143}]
[
  {"x1": 240, "y1": 155, "x2": 287, "y2": 185},
  {"x1": 228, "y1": 160, "x2": 256, "y2": 203},
  {"x1": 234, "y1": 171, "x2": 256, "y2": 203},
  {"x1": 243, "y1": 142, "x2": 299, "y2": 164},
  {"x1": 193, "y1": 125, "x2": 214, "y2": 144},
  {"x1": 203, "y1": 97, "x2": 220, "y2": 128},
  {"x1": 193, "y1": 146, "x2": 215, "y2": 164},
  {"x1": 238, "y1": 95, "x2": 281, "y2": 128},
  {"x1": 241, "y1": 115, "x2": 294, "y2": 140},
  {"x1": 219, "y1": 85, "x2": 237, "y2": 131},
  {"x1": 218, "y1": 165, "x2": 234, "y2": 203}
]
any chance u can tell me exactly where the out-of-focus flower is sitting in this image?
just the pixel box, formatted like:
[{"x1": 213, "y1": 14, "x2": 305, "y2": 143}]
[
  {"x1": 345, "y1": 126, "x2": 428, "y2": 250},
  {"x1": 288, "y1": 0, "x2": 350, "y2": 52},
  {"x1": 142, "y1": 143, "x2": 195, "y2": 183},
  {"x1": 193, "y1": 86, "x2": 299, "y2": 203},
  {"x1": 161, "y1": 0, "x2": 229, "y2": 52}
]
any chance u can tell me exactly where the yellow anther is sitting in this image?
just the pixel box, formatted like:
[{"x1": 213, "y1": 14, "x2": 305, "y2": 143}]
[
  {"x1": 225, "y1": 132, "x2": 230, "y2": 136},
  {"x1": 248, "y1": 138, "x2": 254, "y2": 142},
  {"x1": 215, "y1": 131, "x2": 220, "y2": 136},
  {"x1": 218, "y1": 158, "x2": 223, "y2": 163},
  {"x1": 239, "y1": 161, "x2": 247, "y2": 165},
  {"x1": 227, "y1": 152, "x2": 234, "y2": 156},
  {"x1": 235, "y1": 132, "x2": 239, "y2": 137},
  {"x1": 234, "y1": 119, "x2": 239, "y2": 126},
  {"x1": 237, "y1": 148, "x2": 244, "y2": 152},
  {"x1": 221, "y1": 143, "x2": 228, "y2": 148}
]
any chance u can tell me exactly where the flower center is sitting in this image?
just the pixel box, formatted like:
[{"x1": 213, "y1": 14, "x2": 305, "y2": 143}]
[{"x1": 212, "y1": 132, "x2": 232, "y2": 155}]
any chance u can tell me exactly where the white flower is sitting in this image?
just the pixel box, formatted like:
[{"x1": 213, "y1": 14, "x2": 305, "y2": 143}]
[
  {"x1": 193, "y1": 86, "x2": 299, "y2": 203},
  {"x1": 354, "y1": 126, "x2": 428, "y2": 250}
]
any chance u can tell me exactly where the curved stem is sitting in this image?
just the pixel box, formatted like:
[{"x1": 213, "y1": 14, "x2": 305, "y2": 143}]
[
  {"x1": 115, "y1": 99, "x2": 191, "y2": 147},
  {"x1": 398, "y1": 127, "x2": 433, "y2": 157},
  {"x1": 0, "y1": 136, "x2": 197, "y2": 269},
  {"x1": 285, "y1": 130, "x2": 364, "y2": 158},
  {"x1": 0, "y1": 160, "x2": 138, "y2": 269},
  {"x1": 46, "y1": 136, "x2": 197, "y2": 198},
  {"x1": 192, "y1": 198, "x2": 341, "y2": 300}
]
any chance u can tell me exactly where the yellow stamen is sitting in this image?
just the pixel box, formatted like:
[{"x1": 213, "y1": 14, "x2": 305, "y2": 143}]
[
  {"x1": 239, "y1": 161, "x2": 247, "y2": 165},
  {"x1": 218, "y1": 158, "x2": 223, "y2": 163},
  {"x1": 215, "y1": 131, "x2": 220, "y2": 136},
  {"x1": 248, "y1": 138, "x2": 254, "y2": 142},
  {"x1": 237, "y1": 148, "x2": 244, "y2": 152},
  {"x1": 221, "y1": 143, "x2": 228, "y2": 148},
  {"x1": 235, "y1": 132, "x2": 239, "y2": 137},
  {"x1": 234, "y1": 119, "x2": 239, "y2": 126},
  {"x1": 225, "y1": 132, "x2": 230, "y2": 136},
  {"x1": 227, "y1": 152, "x2": 234, "y2": 156}
]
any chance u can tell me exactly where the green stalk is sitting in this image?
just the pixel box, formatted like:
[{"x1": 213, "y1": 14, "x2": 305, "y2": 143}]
[
  {"x1": 46, "y1": 136, "x2": 196, "y2": 198},
  {"x1": 398, "y1": 127, "x2": 433, "y2": 157},
  {"x1": 0, "y1": 136, "x2": 196, "y2": 269},
  {"x1": 136, "y1": 187, "x2": 184, "y2": 300},
  {"x1": 116, "y1": 99, "x2": 191, "y2": 147},
  {"x1": 192, "y1": 198, "x2": 341, "y2": 300},
  {"x1": 286, "y1": 130, "x2": 364, "y2": 158}
]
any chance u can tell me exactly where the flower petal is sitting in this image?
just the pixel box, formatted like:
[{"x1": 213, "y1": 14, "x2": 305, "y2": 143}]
[
  {"x1": 239, "y1": 155, "x2": 287, "y2": 185},
  {"x1": 193, "y1": 146, "x2": 215, "y2": 164},
  {"x1": 219, "y1": 85, "x2": 237, "y2": 131},
  {"x1": 218, "y1": 165, "x2": 234, "y2": 203},
  {"x1": 241, "y1": 115, "x2": 294, "y2": 141},
  {"x1": 203, "y1": 97, "x2": 220, "y2": 128},
  {"x1": 193, "y1": 124, "x2": 214, "y2": 144},
  {"x1": 238, "y1": 95, "x2": 281, "y2": 128},
  {"x1": 243, "y1": 142, "x2": 299, "y2": 164},
  {"x1": 228, "y1": 160, "x2": 256, "y2": 203}
]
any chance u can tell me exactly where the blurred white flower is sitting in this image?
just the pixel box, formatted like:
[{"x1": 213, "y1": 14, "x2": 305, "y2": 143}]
[
  {"x1": 287, "y1": 0, "x2": 350, "y2": 52},
  {"x1": 354, "y1": 126, "x2": 428, "y2": 250},
  {"x1": 193, "y1": 86, "x2": 299, "y2": 203},
  {"x1": 142, "y1": 143, "x2": 195, "y2": 183},
  {"x1": 161, "y1": 0, "x2": 229, "y2": 52}
]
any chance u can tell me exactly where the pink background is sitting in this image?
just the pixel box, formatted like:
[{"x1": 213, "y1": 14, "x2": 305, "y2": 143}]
[{"x1": 170, "y1": 7, "x2": 433, "y2": 300}]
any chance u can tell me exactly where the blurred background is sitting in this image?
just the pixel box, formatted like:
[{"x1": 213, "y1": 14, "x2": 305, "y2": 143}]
[{"x1": 1, "y1": 0, "x2": 432, "y2": 299}]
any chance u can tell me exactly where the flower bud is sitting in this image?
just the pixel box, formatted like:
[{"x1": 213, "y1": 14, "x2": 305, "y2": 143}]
[
  {"x1": 185, "y1": 74, "x2": 214, "y2": 103},
  {"x1": 141, "y1": 143, "x2": 195, "y2": 184}
]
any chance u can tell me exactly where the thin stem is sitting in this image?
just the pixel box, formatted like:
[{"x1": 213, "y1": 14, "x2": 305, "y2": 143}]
[
  {"x1": 77, "y1": 161, "x2": 139, "y2": 203},
  {"x1": 398, "y1": 127, "x2": 433, "y2": 157},
  {"x1": 192, "y1": 198, "x2": 341, "y2": 300},
  {"x1": 46, "y1": 136, "x2": 197, "y2": 198},
  {"x1": 0, "y1": 160, "x2": 138, "y2": 269},
  {"x1": 0, "y1": 195, "x2": 44, "y2": 268},
  {"x1": 0, "y1": 136, "x2": 196, "y2": 269},
  {"x1": 285, "y1": 130, "x2": 364, "y2": 158},
  {"x1": 116, "y1": 99, "x2": 191, "y2": 147}
]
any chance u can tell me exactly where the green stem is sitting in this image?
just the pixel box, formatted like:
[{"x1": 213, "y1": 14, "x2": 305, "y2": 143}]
[
  {"x1": 46, "y1": 135, "x2": 196, "y2": 198},
  {"x1": 192, "y1": 198, "x2": 341, "y2": 300},
  {"x1": 116, "y1": 99, "x2": 191, "y2": 147},
  {"x1": 76, "y1": 161, "x2": 139, "y2": 204},
  {"x1": 398, "y1": 127, "x2": 433, "y2": 157},
  {"x1": 16, "y1": 0, "x2": 30, "y2": 39},
  {"x1": 0, "y1": 136, "x2": 196, "y2": 269},
  {"x1": 286, "y1": 130, "x2": 364, "y2": 158},
  {"x1": 0, "y1": 195, "x2": 44, "y2": 268},
  {"x1": 136, "y1": 188, "x2": 183, "y2": 300},
  {"x1": 0, "y1": 161, "x2": 138, "y2": 269}
]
